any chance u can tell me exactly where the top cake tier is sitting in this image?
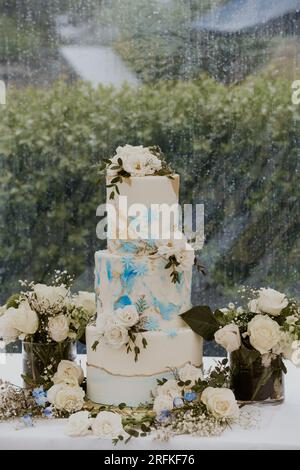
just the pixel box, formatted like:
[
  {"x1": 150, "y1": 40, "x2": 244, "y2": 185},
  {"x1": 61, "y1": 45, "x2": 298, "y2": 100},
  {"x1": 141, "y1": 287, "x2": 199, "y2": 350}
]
[{"x1": 102, "y1": 145, "x2": 180, "y2": 254}]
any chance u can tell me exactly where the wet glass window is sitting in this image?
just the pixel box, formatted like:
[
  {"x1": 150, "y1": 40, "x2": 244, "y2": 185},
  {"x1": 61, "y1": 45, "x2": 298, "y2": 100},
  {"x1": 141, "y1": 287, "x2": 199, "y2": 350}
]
[{"x1": 0, "y1": 0, "x2": 299, "y2": 355}]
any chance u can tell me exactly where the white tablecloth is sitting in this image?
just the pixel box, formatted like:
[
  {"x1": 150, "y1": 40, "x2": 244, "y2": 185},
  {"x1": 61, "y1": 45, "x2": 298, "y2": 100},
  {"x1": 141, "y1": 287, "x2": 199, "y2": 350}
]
[{"x1": 0, "y1": 354, "x2": 299, "y2": 450}]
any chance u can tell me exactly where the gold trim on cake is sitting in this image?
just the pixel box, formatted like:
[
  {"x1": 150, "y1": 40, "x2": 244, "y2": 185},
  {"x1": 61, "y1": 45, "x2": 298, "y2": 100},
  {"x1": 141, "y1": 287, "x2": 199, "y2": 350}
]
[{"x1": 87, "y1": 360, "x2": 203, "y2": 378}]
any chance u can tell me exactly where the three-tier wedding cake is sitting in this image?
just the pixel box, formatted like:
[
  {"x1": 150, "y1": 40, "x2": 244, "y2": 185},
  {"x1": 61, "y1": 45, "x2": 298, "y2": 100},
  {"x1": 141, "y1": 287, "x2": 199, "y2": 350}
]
[{"x1": 86, "y1": 145, "x2": 203, "y2": 406}]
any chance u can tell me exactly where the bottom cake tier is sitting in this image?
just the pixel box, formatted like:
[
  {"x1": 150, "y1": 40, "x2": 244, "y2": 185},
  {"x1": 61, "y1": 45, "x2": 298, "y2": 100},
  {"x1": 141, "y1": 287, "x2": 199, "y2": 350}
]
[{"x1": 86, "y1": 325, "x2": 203, "y2": 406}]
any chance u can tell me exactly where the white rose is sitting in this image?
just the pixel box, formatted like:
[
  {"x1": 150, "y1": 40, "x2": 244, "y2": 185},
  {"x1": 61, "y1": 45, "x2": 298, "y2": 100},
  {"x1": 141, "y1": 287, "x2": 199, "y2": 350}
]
[
  {"x1": 12, "y1": 301, "x2": 39, "y2": 335},
  {"x1": 153, "y1": 395, "x2": 174, "y2": 416},
  {"x1": 52, "y1": 360, "x2": 84, "y2": 386},
  {"x1": 248, "y1": 299, "x2": 260, "y2": 313},
  {"x1": 113, "y1": 144, "x2": 162, "y2": 177},
  {"x1": 179, "y1": 363, "x2": 203, "y2": 385},
  {"x1": 47, "y1": 383, "x2": 85, "y2": 412},
  {"x1": 73, "y1": 291, "x2": 95, "y2": 316},
  {"x1": 48, "y1": 315, "x2": 69, "y2": 343},
  {"x1": 272, "y1": 331, "x2": 294, "y2": 360},
  {"x1": 176, "y1": 246, "x2": 195, "y2": 271},
  {"x1": 248, "y1": 314, "x2": 281, "y2": 354},
  {"x1": 0, "y1": 308, "x2": 20, "y2": 344},
  {"x1": 34, "y1": 284, "x2": 68, "y2": 306},
  {"x1": 158, "y1": 379, "x2": 181, "y2": 400},
  {"x1": 256, "y1": 288, "x2": 288, "y2": 316},
  {"x1": 201, "y1": 387, "x2": 239, "y2": 419},
  {"x1": 66, "y1": 411, "x2": 91, "y2": 437},
  {"x1": 116, "y1": 305, "x2": 139, "y2": 328},
  {"x1": 96, "y1": 312, "x2": 112, "y2": 332},
  {"x1": 91, "y1": 411, "x2": 124, "y2": 439},
  {"x1": 0, "y1": 305, "x2": 6, "y2": 317},
  {"x1": 156, "y1": 236, "x2": 187, "y2": 258},
  {"x1": 214, "y1": 324, "x2": 241, "y2": 353},
  {"x1": 103, "y1": 317, "x2": 129, "y2": 349}
]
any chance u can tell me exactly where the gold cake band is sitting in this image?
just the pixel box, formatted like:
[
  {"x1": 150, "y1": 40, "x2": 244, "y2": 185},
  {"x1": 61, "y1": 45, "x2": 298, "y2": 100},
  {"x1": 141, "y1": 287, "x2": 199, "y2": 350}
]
[{"x1": 87, "y1": 360, "x2": 203, "y2": 378}]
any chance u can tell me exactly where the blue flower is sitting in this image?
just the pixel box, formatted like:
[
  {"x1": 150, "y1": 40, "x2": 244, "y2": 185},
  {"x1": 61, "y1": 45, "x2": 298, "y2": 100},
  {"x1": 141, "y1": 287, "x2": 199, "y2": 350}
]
[
  {"x1": 184, "y1": 391, "x2": 197, "y2": 402},
  {"x1": 43, "y1": 406, "x2": 53, "y2": 418},
  {"x1": 173, "y1": 397, "x2": 184, "y2": 408},
  {"x1": 157, "y1": 409, "x2": 171, "y2": 423},
  {"x1": 32, "y1": 386, "x2": 48, "y2": 407},
  {"x1": 22, "y1": 414, "x2": 34, "y2": 427}
]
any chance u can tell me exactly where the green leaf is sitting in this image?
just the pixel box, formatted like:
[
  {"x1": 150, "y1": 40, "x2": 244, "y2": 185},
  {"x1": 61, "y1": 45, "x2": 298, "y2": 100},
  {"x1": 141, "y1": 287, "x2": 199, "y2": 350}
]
[
  {"x1": 5, "y1": 293, "x2": 21, "y2": 308},
  {"x1": 115, "y1": 185, "x2": 120, "y2": 195},
  {"x1": 141, "y1": 423, "x2": 151, "y2": 433},
  {"x1": 180, "y1": 306, "x2": 220, "y2": 340},
  {"x1": 117, "y1": 157, "x2": 123, "y2": 166},
  {"x1": 127, "y1": 428, "x2": 139, "y2": 438},
  {"x1": 109, "y1": 191, "x2": 115, "y2": 200},
  {"x1": 214, "y1": 309, "x2": 228, "y2": 326},
  {"x1": 110, "y1": 177, "x2": 120, "y2": 184},
  {"x1": 92, "y1": 340, "x2": 99, "y2": 351},
  {"x1": 118, "y1": 402, "x2": 127, "y2": 410}
]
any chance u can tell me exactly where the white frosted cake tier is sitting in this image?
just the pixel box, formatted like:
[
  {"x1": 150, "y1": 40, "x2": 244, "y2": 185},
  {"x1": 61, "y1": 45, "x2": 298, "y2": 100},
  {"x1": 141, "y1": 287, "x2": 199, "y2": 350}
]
[
  {"x1": 95, "y1": 250, "x2": 192, "y2": 330},
  {"x1": 86, "y1": 325, "x2": 203, "y2": 406},
  {"x1": 106, "y1": 174, "x2": 180, "y2": 248}
]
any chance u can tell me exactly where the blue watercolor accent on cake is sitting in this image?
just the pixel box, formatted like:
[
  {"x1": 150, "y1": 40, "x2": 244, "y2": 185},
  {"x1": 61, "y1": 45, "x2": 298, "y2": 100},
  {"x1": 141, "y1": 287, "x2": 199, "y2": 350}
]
[
  {"x1": 151, "y1": 296, "x2": 178, "y2": 321},
  {"x1": 114, "y1": 295, "x2": 132, "y2": 310},
  {"x1": 133, "y1": 262, "x2": 148, "y2": 277},
  {"x1": 106, "y1": 259, "x2": 113, "y2": 281},
  {"x1": 121, "y1": 256, "x2": 134, "y2": 269},
  {"x1": 95, "y1": 257, "x2": 101, "y2": 286},
  {"x1": 144, "y1": 317, "x2": 160, "y2": 331},
  {"x1": 120, "y1": 262, "x2": 138, "y2": 292},
  {"x1": 120, "y1": 256, "x2": 148, "y2": 292},
  {"x1": 120, "y1": 241, "x2": 139, "y2": 253},
  {"x1": 166, "y1": 329, "x2": 178, "y2": 338}
]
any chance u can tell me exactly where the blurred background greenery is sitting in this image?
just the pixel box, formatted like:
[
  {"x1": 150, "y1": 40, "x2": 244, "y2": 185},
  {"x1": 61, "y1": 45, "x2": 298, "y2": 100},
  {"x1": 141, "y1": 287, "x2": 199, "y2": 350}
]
[{"x1": 0, "y1": 0, "x2": 299, "y2": 353}]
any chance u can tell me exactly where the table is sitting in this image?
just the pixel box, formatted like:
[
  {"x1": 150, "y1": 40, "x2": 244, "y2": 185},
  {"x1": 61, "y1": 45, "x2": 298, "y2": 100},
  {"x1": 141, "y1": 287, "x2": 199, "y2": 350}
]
[{"x1": 0, "y1": 354, "x2": 299, "y2": 450}]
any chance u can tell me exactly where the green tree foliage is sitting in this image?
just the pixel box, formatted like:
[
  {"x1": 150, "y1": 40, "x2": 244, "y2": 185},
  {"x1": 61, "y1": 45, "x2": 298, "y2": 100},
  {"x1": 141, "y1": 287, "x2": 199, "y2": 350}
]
[{"x1": 0, "y1": 76, "x2": 299, "y2": 302}]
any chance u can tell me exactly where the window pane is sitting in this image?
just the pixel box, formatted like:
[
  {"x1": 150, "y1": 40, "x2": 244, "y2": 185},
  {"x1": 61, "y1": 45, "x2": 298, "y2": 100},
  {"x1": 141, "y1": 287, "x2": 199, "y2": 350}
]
[{"x1": 1, "y1": 1, "x2": 299, "y2": 355}]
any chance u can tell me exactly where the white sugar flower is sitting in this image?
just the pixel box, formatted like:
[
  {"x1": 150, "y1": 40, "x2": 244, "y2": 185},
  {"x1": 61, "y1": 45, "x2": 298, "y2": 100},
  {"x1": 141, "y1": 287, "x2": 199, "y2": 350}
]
[
  {"x1": 111, "y1": 144, "x2": 162, "y2": 177},
  {"x1": 66, "y1": 411, "x2": 92, "y2": 437},
  {"x1": 179, "y1": 363, "x2": 203, "y2": 385},
  {"x1": 157, "y1": 379, "x2": 181, "y2": 400},
  {"x1": 201, "y1": 387, "x2": 239, "y2": 419},
  {"x1": 104, "y1": 317, "x2": 129, "y2": 349},
  {"x1": 52, "y1": 360, "x2": 84, "y2": 386},
  {"x1": 91, "y1": 411, "x2": 124, "y2": 439},
  {"x1": 48, "y1": 315, "x2": 69, "y2": 343},
  {"x1": 47, "y1": 383, "x2": 85, "y2": 412},
  {"x1": 214, "y1": 324, "x2": 241, "y2": 353},
  {"x1": 248, "y1": 314, "x2": 281, "y2": 354},
  {"x1": 153, "y1": 395, "x2": 174, "y2": 416},
  {"x1": 116, "y1": 305, "x2": 139, "y2": 328}
]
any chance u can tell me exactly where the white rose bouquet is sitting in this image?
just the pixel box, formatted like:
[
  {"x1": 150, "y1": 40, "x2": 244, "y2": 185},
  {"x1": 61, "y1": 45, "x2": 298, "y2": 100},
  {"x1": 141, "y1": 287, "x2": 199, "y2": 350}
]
[
  {"x1": 0, "y1": 271, "x2": 96, "y2": 388},
  {"x1": 182, "y1": 287, "x2": 300, "y2": 403}
]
